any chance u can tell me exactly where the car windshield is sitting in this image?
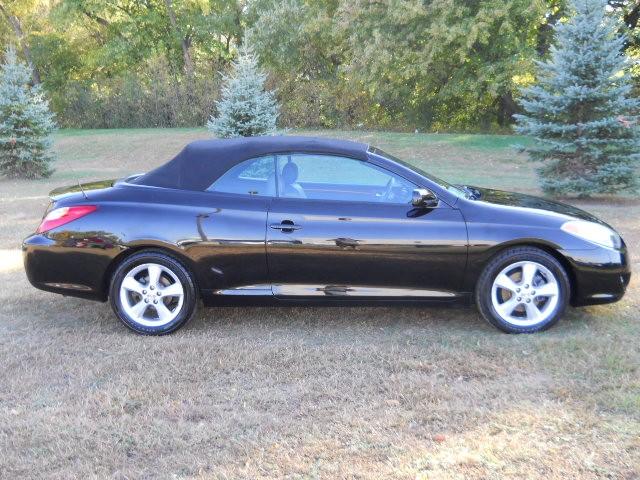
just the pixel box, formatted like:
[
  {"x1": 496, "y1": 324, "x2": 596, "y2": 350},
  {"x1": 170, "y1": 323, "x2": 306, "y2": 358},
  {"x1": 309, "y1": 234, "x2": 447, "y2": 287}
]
[{"x1": 368, "y1": 147, "x2": 469, "y2": 199}]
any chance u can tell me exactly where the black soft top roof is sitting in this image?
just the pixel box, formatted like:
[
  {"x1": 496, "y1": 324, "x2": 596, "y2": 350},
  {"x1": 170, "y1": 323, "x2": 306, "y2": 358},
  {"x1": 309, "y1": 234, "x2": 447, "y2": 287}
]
[{"x1": 133, "y1": 135, "x2": 370, "y2": 191}]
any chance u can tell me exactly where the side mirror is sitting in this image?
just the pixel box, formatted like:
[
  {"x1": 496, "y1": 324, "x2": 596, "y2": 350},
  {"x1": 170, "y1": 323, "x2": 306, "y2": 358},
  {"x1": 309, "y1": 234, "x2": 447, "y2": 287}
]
[{"x1": 412, "y1": 188, "x2": 438, "y2": 208}]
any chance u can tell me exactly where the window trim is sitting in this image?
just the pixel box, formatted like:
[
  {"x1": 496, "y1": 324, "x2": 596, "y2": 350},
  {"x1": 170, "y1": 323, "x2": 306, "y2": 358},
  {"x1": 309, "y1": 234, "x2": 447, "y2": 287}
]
[
  {"x1": 204, "y1": 154, "x2": 277, "y2": 198},
  {"x1": 200, "y1": 150, "x2": 445, "y2": 208},
  {"x1": 273, "y1": 152, "x2": 420, "y2": 206}
]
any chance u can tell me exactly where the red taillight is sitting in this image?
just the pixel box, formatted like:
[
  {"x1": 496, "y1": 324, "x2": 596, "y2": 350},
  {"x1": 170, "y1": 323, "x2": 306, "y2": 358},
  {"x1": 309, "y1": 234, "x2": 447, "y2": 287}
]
[{"x1": 36, "y1": 205, "x2": 97, "y2": 233}]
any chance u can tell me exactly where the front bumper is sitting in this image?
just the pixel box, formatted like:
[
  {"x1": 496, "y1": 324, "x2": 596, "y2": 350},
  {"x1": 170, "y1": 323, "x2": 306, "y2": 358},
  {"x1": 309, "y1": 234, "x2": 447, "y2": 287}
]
[{"x1": 561, "y1": 245, "x2": 631, "y2": 306}]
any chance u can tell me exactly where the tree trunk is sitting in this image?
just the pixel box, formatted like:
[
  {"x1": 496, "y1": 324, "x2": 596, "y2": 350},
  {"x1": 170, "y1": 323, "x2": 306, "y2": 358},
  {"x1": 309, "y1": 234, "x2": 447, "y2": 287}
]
[
  {"x1": 164, "y1": 0, "x2": 194, "y2": 77},
  {"x1": 0, "y1": 3, "x2": 41, "y2": 84},
  {"x1": 181, "y1": 36, "x2": 194, "y2": 76},
  {"x1": 497, "y1": 92, "x2": 518, "y2": 126},
  {"x1": 536, "y1": 8, "x2": 563, "y2": 56}
]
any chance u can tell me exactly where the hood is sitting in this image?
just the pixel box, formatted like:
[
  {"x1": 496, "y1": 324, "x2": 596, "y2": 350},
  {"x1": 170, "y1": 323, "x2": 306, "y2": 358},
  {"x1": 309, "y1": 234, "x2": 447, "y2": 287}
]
[
  {"x1": 472, "y1": 187, "x2": 604, "y2": 224},
  {"x1": 49, "y1": 179, "x2": 116, "y2": 201}
]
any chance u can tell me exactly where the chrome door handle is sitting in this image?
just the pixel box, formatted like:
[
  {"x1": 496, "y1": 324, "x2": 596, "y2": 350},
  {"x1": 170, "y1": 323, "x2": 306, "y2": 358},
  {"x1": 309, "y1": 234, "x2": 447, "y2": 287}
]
[{"x1": 270, "y1": 220, "x2": 301, "y2": 232}]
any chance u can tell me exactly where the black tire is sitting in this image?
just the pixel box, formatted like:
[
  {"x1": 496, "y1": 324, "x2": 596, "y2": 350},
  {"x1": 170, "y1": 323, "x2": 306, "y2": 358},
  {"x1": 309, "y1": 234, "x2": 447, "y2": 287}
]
[
  {"x1": 109, "y1": 250, "x2": 197, "y2": 335},
  {"x1": 475, "y1": 246, "x2": 570, "y2": 333}
]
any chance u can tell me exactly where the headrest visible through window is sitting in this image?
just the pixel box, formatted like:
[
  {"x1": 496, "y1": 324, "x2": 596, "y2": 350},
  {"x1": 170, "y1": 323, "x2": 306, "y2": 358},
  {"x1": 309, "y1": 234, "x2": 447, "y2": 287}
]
[{"x1": 281, "y1": 162, "x2": 299, "y2": 184}]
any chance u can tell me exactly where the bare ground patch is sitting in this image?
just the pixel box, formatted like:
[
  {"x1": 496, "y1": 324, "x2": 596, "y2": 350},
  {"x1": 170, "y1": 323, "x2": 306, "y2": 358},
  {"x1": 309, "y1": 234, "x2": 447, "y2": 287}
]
[{"x1": 1, "y1": 262, "x2": 638, "y2": 478}]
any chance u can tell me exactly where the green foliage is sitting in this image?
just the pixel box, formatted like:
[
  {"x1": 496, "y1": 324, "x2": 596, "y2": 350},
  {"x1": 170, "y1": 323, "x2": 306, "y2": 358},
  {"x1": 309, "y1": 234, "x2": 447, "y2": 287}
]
[
  {"x1": 59, "y1": 59, "x2": 219, "y2": 128},
  {"x1": 245, "y1": 0, "x2": 546, "y2": 130},
  {"x1": 515, "y1": 0, "x2": 640, "y2": 196},
  {"x1": 245, "y1": 0, "x2": 371, "y2": 129},
  {"x1": 0, "y1": 47, "x2": 56, "y2": 179},
  {"x1": 3, "y1": 0, "x2": 640, "y2": 138},
  {"x1": 207, "y1": 47, "x2": 279, "y2": 138},
  {"x1": 52, "y1": 0, "x2": 240, "y2": 75},
  {"x1": 337, "y1": 0, "x2": 545, "y2": 130},
  {"x1": 17, "y1": 0, "x2": 245, "y2": 128}
]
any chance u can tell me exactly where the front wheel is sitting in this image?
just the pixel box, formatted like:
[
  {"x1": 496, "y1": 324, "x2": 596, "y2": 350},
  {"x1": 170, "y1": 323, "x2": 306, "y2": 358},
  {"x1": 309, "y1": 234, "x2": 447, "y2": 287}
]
[
  {"x1": 475, "y1": 247, "x2": 570, "y2": 333},
  {"x1": 109, "y1": 250, "x2": 197, "y2": 335}
]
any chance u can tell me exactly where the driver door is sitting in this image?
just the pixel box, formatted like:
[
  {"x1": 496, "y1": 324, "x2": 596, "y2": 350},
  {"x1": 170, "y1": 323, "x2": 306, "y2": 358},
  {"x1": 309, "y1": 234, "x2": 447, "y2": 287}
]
[{"x1": 266, "y1": 154, "x2": 468, "y2": 298}]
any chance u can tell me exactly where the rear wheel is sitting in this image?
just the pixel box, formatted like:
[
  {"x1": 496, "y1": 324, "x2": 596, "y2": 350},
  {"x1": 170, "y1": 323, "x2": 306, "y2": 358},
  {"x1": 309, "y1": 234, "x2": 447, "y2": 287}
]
[
  {"x1": 109, "y1": 251, "x2": 197, "y2": 335},
  {"x1": 475, "y1": 247, "x2": 570, "y2": 333}
]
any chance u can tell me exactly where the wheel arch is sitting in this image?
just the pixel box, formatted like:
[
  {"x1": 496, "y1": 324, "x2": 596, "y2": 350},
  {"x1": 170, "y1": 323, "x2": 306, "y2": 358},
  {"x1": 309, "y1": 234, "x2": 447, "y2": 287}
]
[
  {"x1": 472, "y1": 240, "x2": 577, "y2": 304},
  {"x1": 102, "y1": 243, "x2": 200, "y2": 300}
]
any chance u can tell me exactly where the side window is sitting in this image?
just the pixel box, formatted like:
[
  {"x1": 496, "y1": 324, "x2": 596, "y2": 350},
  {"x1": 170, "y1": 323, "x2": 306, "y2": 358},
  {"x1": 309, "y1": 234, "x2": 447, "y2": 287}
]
[
  {"x1": 276, "y1": 154, "x2": 416, "y2": 204},
  {"x1": 206, "y1": 156, "x2": 275, "y2": 196}
]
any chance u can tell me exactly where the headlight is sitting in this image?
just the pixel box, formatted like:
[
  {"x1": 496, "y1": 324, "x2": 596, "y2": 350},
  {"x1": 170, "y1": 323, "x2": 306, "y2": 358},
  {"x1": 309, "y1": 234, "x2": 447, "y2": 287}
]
[{"x1": 561, "y1": 220, "x2": 621, "y2": 249}]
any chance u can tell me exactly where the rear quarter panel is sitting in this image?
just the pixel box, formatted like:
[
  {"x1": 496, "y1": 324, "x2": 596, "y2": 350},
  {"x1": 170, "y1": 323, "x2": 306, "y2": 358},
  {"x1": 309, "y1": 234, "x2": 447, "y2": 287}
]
[{"x1": 23, "y1": 184, "x2": 271, "y2": 300}]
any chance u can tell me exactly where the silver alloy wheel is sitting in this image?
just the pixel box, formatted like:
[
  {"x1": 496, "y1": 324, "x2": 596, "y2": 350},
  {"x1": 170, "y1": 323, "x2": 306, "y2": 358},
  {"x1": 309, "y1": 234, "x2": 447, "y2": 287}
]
[
  {"x1": 490, "y1": 261, "x2": 560, "y2": 327},
  {"x1": 119, "y1": 262, "x2": 184, "y2": 327}
]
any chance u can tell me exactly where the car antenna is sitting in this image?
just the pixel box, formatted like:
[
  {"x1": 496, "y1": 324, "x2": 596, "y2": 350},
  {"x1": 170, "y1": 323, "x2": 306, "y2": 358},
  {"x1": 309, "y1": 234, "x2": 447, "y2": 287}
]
[{"x1": 77, "y1": 179, "x2": 88, "y2": 200}]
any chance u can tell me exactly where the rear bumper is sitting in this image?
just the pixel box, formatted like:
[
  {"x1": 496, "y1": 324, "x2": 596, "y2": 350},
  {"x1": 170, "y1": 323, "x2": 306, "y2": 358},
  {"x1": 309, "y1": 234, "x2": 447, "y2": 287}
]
[
  {"x1": 561, "y1": 246, "x2": 631, "y2": 307},
  {"x1": 23, "y1": 233, "x2": 120, "y2": 302}
]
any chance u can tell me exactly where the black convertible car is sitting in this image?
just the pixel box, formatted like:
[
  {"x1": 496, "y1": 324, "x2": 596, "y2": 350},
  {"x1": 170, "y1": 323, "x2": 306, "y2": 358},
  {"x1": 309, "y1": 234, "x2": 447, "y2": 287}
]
[{"x1": 23, "y1": 136, "x2": 630, "y2": 334}]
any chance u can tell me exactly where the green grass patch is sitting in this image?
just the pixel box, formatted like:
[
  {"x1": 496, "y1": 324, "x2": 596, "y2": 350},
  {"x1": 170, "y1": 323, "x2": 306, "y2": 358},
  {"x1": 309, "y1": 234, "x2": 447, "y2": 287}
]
[{"x1": 54, "y1": 127, "x2": 207, "y2": 138}]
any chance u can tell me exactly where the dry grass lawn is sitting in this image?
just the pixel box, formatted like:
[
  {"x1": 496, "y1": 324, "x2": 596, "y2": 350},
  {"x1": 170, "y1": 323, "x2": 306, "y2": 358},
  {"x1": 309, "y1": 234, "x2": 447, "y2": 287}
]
[{"x1": 0, "y1": 129, "x2": 638, "y2": 479}]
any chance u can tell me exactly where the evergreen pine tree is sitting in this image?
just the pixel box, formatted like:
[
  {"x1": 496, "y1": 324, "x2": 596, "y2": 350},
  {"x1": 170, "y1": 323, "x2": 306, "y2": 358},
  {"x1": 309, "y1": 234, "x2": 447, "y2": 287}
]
[
  {"x1": 207, "y1": 46, "x2": 279, "y2": 138},
  {"x1": 514, "y1": 0, "x2": 640, "y2": 196},
  {"x1": 0, "y1": 47, "x2": 56, "y2": 179}
]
